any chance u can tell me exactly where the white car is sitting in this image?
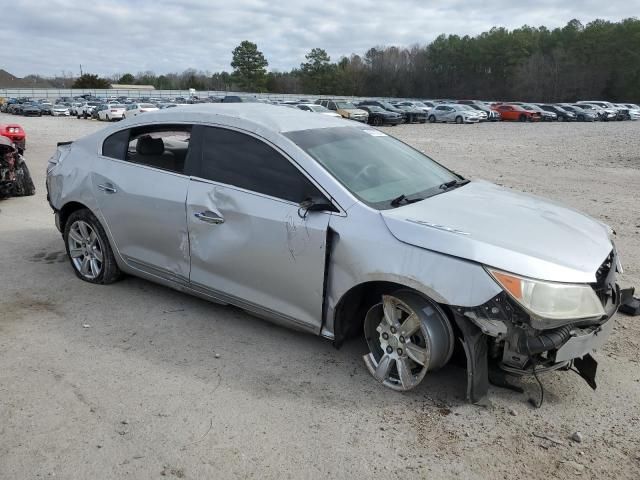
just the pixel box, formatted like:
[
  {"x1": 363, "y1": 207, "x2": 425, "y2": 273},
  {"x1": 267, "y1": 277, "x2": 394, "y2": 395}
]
[
  {"x1": 52, "y1": 104, "x2": 70, "y2": 116},
  {"x1": 98, "y1": 104, "x2": 126, "y2": 121},
  {"x1": 296, "y1": 103, "x2": 342, "y2": 118},
  {"x1": 428, "y1": 104, "x2": 481, "y2": 124},
  {"x1": 124, "y1": 103, "x2": 159, "y2": 118}
]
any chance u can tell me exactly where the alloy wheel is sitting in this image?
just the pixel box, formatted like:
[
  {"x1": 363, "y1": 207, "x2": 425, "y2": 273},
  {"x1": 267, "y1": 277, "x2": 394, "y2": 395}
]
[
  {"x1": 67, "y1": 220, "x2": 104, "y2": 280},
  {"x1": 363, "y1": 293, "x2": 453, "y2": 391}
]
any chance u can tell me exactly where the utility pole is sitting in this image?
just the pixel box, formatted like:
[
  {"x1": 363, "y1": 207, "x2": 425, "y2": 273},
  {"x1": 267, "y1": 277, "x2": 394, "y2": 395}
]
[{"x1": 80, "y1": 64, "x2": 83, "y2": 76}]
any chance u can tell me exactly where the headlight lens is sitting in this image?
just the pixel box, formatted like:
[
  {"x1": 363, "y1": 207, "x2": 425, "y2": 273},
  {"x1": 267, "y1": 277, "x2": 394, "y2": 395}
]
[{"x1": 487, "y1": 268, "x2": 605, "y2": 321}]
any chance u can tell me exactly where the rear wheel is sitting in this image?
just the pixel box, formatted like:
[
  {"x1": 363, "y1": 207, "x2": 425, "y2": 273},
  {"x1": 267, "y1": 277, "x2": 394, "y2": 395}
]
[
  {"x1": 558, "y1": 115, "x2": 564, "y2": 122},
  {"x1": 578, "y1": 114, "x2": 585, "y2": 122},
  {"x1": 428, "y1": 115, "x2": 436, "y2": 123},
  {"x1": 64, "y1": 209, "x2": 122, "y2": 284},
  {"x1": 363, "y1": 290, "x2": 454, "y2": 391}
]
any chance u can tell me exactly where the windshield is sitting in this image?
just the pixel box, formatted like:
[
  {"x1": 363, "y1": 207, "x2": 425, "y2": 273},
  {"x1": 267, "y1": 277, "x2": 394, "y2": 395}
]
[
  {"x1": 309, "y1": 105, "x2": 329, "y2": 112},
  {"x1": 336, "y1": 102, "x2": 356, "y2": 109},
  {"x1": 140, "y1": 103, "x2": 156, "y2": 108},
  {"x1": 285, "y1": 127, "x2": 460, "y2": 209},
  {"x1": 366, "y1": 106, "x2": 385, "y2": 113}
]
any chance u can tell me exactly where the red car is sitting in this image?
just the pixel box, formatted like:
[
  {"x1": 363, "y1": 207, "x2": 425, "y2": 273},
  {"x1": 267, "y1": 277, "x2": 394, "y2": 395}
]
[
  {"x1": 492, "y1": 104, "x2": 540, "y2": 122},
  {"x1": 0, "y1": 123, "x2": 26, "y2": 151}
]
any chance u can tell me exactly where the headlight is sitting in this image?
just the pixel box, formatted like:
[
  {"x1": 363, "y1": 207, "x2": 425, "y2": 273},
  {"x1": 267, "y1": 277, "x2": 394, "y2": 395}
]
[{"x1": 486, "y1": 268, "x2": 605, "y2": 323}]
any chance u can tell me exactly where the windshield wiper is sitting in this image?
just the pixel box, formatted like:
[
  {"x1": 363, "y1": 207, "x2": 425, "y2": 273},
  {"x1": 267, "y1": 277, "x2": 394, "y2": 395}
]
[
  {"x1": 390, "y1": 194, "x2": 423, "y2": 207},
  {"x1": 439, "y1": 179, "x2": 469, "y2": 191}
]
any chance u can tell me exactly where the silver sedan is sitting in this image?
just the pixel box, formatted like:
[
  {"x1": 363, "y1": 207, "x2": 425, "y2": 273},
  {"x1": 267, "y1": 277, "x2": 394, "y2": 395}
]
[{"x1": 46, "y1": 104, "x2": 621, "y2": 402}]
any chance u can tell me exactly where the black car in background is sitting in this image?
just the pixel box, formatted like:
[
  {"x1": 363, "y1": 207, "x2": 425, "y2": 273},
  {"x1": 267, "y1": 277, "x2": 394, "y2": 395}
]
[
  {"x1": 358, "y1": 105, "x2": 403, "y2": 126},
  {"x1": 358, "y1": 100, "x2": 420, "y2": 123},
  {"x1": 21, "y1": 104, "x2": 43, "y2": 117},
  {"x1": 558, "y1": 104, "x2": 597, "y2": 122},
  {"x1": 536, "y1": 104, "x2": 576, "y2": 121}
]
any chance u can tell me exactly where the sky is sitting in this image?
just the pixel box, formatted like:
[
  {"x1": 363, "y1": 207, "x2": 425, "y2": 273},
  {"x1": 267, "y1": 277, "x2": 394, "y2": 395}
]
[{"x1": 2, "y1": 0, "x2": 639, "y2": 78}]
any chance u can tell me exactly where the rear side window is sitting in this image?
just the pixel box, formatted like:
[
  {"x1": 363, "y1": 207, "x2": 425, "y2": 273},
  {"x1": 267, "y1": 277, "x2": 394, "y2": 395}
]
[
  {"x1": 102, "y1": 129, "x2": 129, "y2": 160},
  {"x1": 197, "y1": 127, "x2": 323, "y2": 203},
  {"x1": 126, "y1": 125, "x2": 192, "y2": 174}
]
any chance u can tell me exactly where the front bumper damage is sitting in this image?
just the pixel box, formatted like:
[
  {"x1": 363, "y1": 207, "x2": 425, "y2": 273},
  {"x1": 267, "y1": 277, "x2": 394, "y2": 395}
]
[{"x1": 451, "y1": 250, "x2": 621, "y2": 403}]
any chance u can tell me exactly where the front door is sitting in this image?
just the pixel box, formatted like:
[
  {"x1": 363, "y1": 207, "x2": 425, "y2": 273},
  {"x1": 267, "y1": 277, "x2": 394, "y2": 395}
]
[{"x1": 186, "y1": 126, "x2": 333, "y2": 332}]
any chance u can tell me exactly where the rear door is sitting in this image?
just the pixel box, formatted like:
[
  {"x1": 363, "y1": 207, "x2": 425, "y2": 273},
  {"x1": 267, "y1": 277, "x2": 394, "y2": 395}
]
[
  {"x1": 186, "y1": 125, "x2": 334, "y2": 332},
  {"x1": 93, "y1": 124, "x2": 195, "y2": 283}
]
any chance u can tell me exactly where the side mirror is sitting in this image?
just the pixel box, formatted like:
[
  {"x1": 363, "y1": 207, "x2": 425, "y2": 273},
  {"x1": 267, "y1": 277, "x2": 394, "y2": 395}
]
[{"x1": 299, "y1": 196, "x2": 335, "y2": 215}]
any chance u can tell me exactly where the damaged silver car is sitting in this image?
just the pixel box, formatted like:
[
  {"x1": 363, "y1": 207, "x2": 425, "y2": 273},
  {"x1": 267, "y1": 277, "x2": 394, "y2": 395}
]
[{"x1": 46, "y1": 104, "x2": 622, "y2": 402}]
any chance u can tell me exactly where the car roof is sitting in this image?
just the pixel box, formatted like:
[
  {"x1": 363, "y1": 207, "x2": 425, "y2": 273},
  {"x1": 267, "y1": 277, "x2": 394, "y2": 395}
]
[{"x1": 122, "y1": 103, "x2": 348, "y2": 134}]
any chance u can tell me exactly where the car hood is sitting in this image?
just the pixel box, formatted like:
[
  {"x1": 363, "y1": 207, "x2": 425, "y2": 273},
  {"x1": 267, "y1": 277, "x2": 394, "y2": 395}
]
[
  {"x1": 380, "y1": 180, "x2": 613, "y2": 283},
  {"x1": 340, "y1": 108, "x2": 367, "y2": 115}
]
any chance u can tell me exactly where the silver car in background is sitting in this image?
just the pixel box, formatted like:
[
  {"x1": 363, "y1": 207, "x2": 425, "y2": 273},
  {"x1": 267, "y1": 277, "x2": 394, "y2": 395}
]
[
  {"x1": 46, "y1": 104, "x2": 621, "y2": 402},
  {"x1": 428, "y1": 104, "x2": 482, "y2": 123}
]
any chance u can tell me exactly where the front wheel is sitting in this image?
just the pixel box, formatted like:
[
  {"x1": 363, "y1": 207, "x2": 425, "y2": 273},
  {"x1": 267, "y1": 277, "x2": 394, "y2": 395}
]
[
  {"x1": 455, "y1": 116, "x2": 463, "y2": 124},
  {"x1": 64, "y1": 209, "x2": 122, "y2": 284},
  {"x1": 372, "y1": 116, "x2": 383, "y2": 127},
  {"x1": 363, "y1": 291, "x2": 454, "y2": 391}
]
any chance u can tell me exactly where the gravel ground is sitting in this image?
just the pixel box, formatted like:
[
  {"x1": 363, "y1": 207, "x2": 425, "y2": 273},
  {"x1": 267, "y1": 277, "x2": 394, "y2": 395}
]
[{"x1": 1, "y1": 113, "x2": 639, "y2": 479}]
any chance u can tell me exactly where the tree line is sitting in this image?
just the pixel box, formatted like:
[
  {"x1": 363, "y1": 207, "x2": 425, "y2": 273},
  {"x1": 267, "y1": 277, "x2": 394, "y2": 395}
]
[{"x1": 70, "y1": 18, "x2": 639, "y2": 101}]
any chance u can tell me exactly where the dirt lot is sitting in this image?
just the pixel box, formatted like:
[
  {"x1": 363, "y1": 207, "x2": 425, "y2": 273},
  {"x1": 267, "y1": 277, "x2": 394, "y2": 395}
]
[{"x1": 1, "y1": 113, "x2": 639, "y2": 479}]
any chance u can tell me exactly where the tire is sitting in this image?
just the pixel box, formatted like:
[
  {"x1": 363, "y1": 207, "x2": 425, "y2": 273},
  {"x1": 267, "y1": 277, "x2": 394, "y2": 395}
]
[
  {"x1": 519, "y1": 114, "x2": 527, "y2": 122},
  {"x1": 428, "y1": 115, "x2": 436, "y2": 123},
  {"x1": 12, "y1": 160, "x2": 36, "y2": 196},
  {"x1": 363, "y1": 290, "x2": 454, "y2": 391},
  {"x1": 455, "y1": 116, "x2": 463, "y2": 124},
  {"x1": 578, "y1": 115, "x2": 585, "y2": 122},
  {"x1": 63, "y1": 209, "x2": 122, "y2": 285},
  {"x1": 77, "y1": 114, "x2": 81, "y2": 119},
  {"x1": 372, "y1": 116, "x2": 383, "y2": 127},
  {"x1": 558, "y1": 115, "x2": 564, "y2": 122}
]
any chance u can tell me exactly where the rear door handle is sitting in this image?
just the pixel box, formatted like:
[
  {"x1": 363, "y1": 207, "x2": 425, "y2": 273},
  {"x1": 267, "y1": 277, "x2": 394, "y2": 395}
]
[
  {"x1": 194, "y1": 211, "x2": 225, "y2": 225},
  {"x1": 97, "y1": 183, "x2": 117, "y2": 194}
]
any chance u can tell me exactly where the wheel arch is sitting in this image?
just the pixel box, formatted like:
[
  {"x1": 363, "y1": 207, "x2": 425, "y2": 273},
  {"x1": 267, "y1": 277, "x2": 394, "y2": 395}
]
[
  {"x1": 331, "y1": 278, "x2": 450, "y2": 347},
  {"x1": 58, "y1": 201, "x2": 91, "y2": 232}
]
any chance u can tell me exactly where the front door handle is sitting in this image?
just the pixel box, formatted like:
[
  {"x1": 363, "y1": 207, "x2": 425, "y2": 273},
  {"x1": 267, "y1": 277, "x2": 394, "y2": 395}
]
[
  {"x1": 97, "y1": 183, "x2": 117, "y2": 194},
  {"x1": 194, "y1": 211, "x2": 225, "y2": 225}
]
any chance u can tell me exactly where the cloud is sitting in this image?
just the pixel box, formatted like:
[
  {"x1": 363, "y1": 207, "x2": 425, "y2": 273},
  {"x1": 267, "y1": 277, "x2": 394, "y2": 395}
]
[{"x1": 2, "y1": 0, "x2": 638, "y2": 77}]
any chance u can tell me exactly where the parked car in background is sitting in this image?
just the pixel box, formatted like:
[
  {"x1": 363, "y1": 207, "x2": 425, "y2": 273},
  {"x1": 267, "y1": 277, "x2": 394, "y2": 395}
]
[
  {"x1": 22, "y1": 103, "x2": 43, "y2": 117},
  {"x1": 517, "y1": 104, "x2": 556, "y2": 121},
  {"x1": 77, "y1": 102, "x2": 102, "y2": 119},
  {"x1": 39, "y1": 102, "x2": 53, "y2": 115},
  {"x1": 52, "y1": 104, "x2": 71, "y2": 116},
  {"x1": 124, "y1": 103, "x2": 159, "y2": 118},
  {"x1": 316, "y1": 100, "x2": 368, "y2": 123},
  {"x1": 459, "y1": 102, "x2": 501, "y2": 121},
  {"x1": 295, "y1": 103, "x2": 342, "y2": 118},
  {"x1": 558, "y1": 104, "x2": 597, "y2": 122},
  {"x1": 392, "y1": 103, "x2": 428, "y2": 123},
  {"x1": 0, "y1": 123, "x2": 26, "y2": 150},
  {"x1": 619, "y1": 103, "x2": 640, "y2": 120},
  {"x1": 46, "y1": 103, "x2": 622, "y2": 402},
  {"x1": 357, "y1": 105, "x2": 403, "y2": 126},
  {"x1": 573, "y1": 103, "x2": 615, "y2": 121},
  {"x1": 222, "y1": 95, "x2": 259, "y2": 103},
  {"x1": 536, "y1": 104, "x2": 576, "y2": 122},
  {"x1": 98, "y1": 104, "x2": 126, "y2": 121},
  {"x1": 493, "y1": 104, "x2": 540, "y2": 122},
  {"x1": 428, "y1": 104, "x2": 481, "y2": 123},
  {"x1": 577, "y1": 101, "x2": 626, "y2": 120},
  {"x1": 395, "y1": 101, "x2": 433, "y2": 114},
  {"x1": 357, "y1": 100, "x2": 412, "y2": 123}
]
